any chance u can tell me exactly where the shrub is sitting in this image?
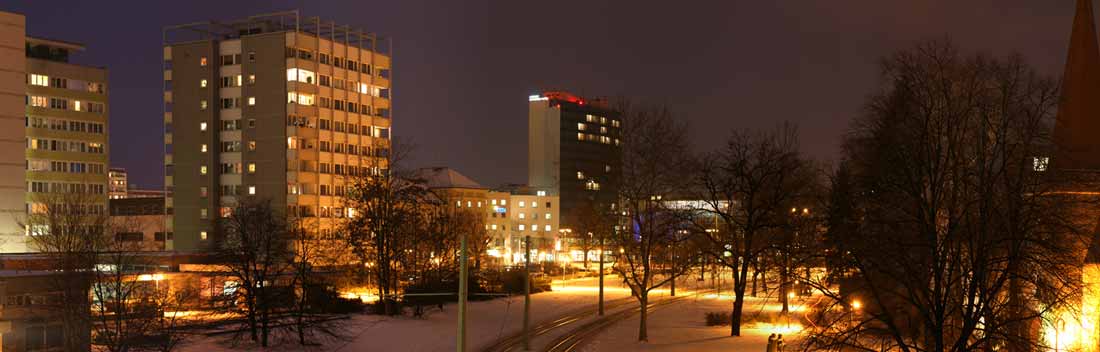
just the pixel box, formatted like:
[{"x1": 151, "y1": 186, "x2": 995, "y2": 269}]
[{"x1": 705, "y1": 311, "x2": 731, "y2": 326}]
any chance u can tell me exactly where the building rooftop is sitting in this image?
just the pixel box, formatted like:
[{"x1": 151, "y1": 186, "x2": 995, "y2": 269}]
[
  {"x1": 413, "y1": 167, "x2": 485, "y2": 190},
  {"x1": 164, "y1": 10, "x2": 389, "y2": 54}
]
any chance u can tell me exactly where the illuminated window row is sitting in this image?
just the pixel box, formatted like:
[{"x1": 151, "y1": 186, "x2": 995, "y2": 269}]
[
  {"x1": 26, "y1": 95, "x2": 105, "y2": 113},
  {"x1": 27, "y1": 73, "x2": 106, "y2": 93},
  {"x1": 27, "y1": 138, "x2": 105, "y2": 154}
]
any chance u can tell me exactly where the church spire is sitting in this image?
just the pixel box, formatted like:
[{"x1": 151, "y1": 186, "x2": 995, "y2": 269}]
[{"x1": 1055, "y1": 0, "x2": 1100, "y2": 171}]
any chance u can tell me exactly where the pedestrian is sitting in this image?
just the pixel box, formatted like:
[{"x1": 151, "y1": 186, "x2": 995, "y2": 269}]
[
  {"x1": 776, "y1": 334, "x2": 785, "y2": 352},
  {"x1": 766, "y1": 333, "x2": 777, "y2": 352}
]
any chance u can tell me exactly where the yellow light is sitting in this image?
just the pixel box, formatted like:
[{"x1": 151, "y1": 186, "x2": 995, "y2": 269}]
[
  {"x1": 487, "y1": 249, "x2": 502, "y2": 258},
  {"x1": 787, "y1": 291, "x2": 795, "y2": 299},
  {"x1": 852, "y1": 299, "x2": 862, "y2": 310}
]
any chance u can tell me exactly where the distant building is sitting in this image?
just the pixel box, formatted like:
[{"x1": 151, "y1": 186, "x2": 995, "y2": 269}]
[
  {"x1": 415, "y1": 168, "x2": 560, "y2": 266},
  {"x1": 163, "y1": 12, "x2": 392, "y2": 251},
  {"x1": 108, "y1": 168, "x2": 127, "y2": 199},
  {"x1": 528, "y1": 91, "x2": 620, "y2": 233},
  {"x1": 109, "y1": 197, "x2": 170, "y2": 251},
  {"x1": 0, "y1": 10, "x2": 110, "y2": 253}
]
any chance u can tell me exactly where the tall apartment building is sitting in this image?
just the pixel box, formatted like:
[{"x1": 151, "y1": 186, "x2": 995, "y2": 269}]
[
  {"x1": 0, "y1": 11, "x2": 109, "y2": 253},
  {"x1": 164, "y1": 12, "x2": 391, "y2": 251},
  {"x1": 108, "y1": 167, "x2": 127, "y2": 199},
  {"x1": 528, "y1": 91, "x2": 620, "y2": 232}
]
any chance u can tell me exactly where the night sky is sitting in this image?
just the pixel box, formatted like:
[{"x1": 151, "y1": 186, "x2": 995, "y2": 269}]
[{"x1": 0, "y1": 0, "x2": 1079, "y2": 189}]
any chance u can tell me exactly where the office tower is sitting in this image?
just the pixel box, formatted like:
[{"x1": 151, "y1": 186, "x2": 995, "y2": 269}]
[
  {"x1": 0, "y1": 11, "x2": 110, "y2": 253},
  {"x1": 528, "y1": 91, "x2": 620, "y2": 232},
  {"x1": 164, "y1": 12, "x2": 392, "y2": 251}
]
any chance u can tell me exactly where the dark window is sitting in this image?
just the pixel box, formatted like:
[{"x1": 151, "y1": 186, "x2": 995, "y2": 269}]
[{"x1": 116, "y1": 232, "x2": 143, "y2": 242}]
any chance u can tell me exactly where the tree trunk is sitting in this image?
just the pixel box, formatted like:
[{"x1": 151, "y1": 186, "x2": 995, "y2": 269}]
[
  {"x1": 638, "y1": 292, "x2": 649, "y2": 341},
  {"x1": 248, "y1": 295, "x2": 258, "y2": 341},
  {"x1": 731, "y1": 289, "x2": 744, "y2": 336}
]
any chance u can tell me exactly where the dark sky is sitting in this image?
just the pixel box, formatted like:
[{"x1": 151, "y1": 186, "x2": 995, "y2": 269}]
[{"x1": 0, "y1": 0, "x2": 1078, "y2": 189}]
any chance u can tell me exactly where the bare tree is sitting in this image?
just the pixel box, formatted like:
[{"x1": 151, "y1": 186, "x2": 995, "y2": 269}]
[
  {"x1": 341, "y1": 140, "x2": 430, "y2": 315},
  {"x1": 804, "y1": 40, "x2": 1088, "y2": 351},
  {"x1": 23, "y1": 189, "x2": 108, "y2": 351},
  {"x1": 216, "y1": 198, "x2": 294, "y2": 347},
  {"x1": 691, "y1": 123, "x2": 816, "y2": 336},
  {"x1": 609, "y1": 102, "x2": 697, "y2": 341}
]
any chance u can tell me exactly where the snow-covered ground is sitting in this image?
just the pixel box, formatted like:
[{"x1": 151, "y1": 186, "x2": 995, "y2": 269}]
[
  {"x1": 580, "y1": 289, "x2": 808, "y2": 352},
  {"x1": 179, "y1": 275, "x2": 636, "y2": 351},
  {"x1": 177, "y1": 273, "x2": 811, "y2": 352}
]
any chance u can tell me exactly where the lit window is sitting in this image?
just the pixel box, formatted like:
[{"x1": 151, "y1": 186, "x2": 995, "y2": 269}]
[
  {"x1": 29, "y1": 74, "x2": 48, "y2": 86},
  {"x1": 248, "y1": 141, "x2": 256, "y2": 151},
  {"x1": 200, "y1": 122, "x2": 207, "y2": 131},
  {"x1": 532, "y1": 201, "x2": 538, "y2": 208},
  {"x1": 519, "y1": 201, "x2": 526, "y2": 208},
  {"x1": 605, "y1": 165, "x2": 611, "y2": 172},
  {"x1": 1033, "y1": 156, "x2": 1050, "y2": 172},
  {"x1": 200, "y1": 231, "x2": 208, "y2": 240},
  {"x1": 201, "y1": 144, "x2": 208, "y2": 153},
  {"x1": 477, "y1": 201, "x2": 482, "y2": 207},
  {"x1": 519, "y1": 213, "x2": 526, "y2": 219},
  {"x1": 456, "y1": 201, "x2": 462, "y2": 207},
  {"x1": 200, "y1": 57, "x2": 208, "y2": 66},
  {"x1": 236, "y1": 75, "x2": 243, "y2": 86},
  {"x1": 249, "y1": 186, "x2": 256, "y2": 195},
  {"x1": 491, "y1": 199, "x2": 497, "y2": 205},
  {"x1": 248, "y1": 97, "x2": 256, "y2": 106},
  {"x1": 545, "y1": 225, "x2": 551, "y2": 231},
  {"x1": 200, "y1": 79, "x2": 208, "y2": 88},
  {"x1": 248, "y1": 163, "x2": 256, "y2": 173},
  {"x1": 200, "y1": 100, "x2": 208, "y2": 110},
  {"x1": 545, "y1": 213, "x2": 551, "y2": 219},
  {"x1": 200, "y1": 208, "x2": 208, "y2": 219},
  {"x1": 577, "y1": 133, "x2": 584, "y2": 141},
  {"x1": 501, "y1": 200, "x2": 507, "y2": 206},
  {"x1": 467, "y1": 201, "x2": 473, "y2": 207},
  {"x1": 200, "y1": 166, "x2": 207, "y2": 175},
  {"x1": 74, "y1": 101, "x2": 82, "y2": 111},
  {"x1": 600, "y1": 126, "x2": 607, "y2": 134},
  {"x1": 248, "y1": 74, "x2": 256, "y2": 84},
  {"x1": 577, "y1": 171, "x2": 584, "y2": 180},
  {"x1": 491, "y1": 224, "x2": 498, "y2": 230},
  {"x1": 537, "y1": 190, "x2": 546, "y2": 196},
  {"x1": 519, "y1": 224, "x2": 526, "y2": 231},
  {"x1": 578, "y1": 123, "x2": 587, "y2": 131}
]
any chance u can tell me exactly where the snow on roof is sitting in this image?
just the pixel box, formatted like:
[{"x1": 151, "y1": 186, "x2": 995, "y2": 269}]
[{"x1": 413, "y1": 167, "x2": 485, "y2": 190}]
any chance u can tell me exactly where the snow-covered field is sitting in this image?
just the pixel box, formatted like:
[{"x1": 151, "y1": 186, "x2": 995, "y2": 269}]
[
  {"x1": 178, "y1": 274, "x2": 809, "y2": 352},
  {"x1": 179, "y1": 276, "x2": 635, "y2": 351}
]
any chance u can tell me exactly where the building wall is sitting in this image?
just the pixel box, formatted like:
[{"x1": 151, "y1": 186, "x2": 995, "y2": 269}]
[
  {"x1": 0, "y1": 12, "x2": 26, "y2": 253},
  {"x1": 528, "y1": 99, "x2": 559, "y2": 195},
  {"x1": 166, "y1": 40, "x2": 219, "y2": 251}
]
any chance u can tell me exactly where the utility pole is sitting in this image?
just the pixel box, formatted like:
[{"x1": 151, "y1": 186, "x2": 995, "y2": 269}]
[
  {"x1": 457, "y1": 233, "x2": 468, "y2": 352},
  {"x1": 523, "y1": 235, "x2": 531, "y2": 351},
  {"x1": 598, "y1": 230, "x2": 605, "y2": 316}
]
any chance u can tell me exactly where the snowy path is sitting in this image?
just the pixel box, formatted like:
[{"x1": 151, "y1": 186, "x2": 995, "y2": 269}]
[{"x1": 579, "y1": 290, "x2": 806, "y2": 352}]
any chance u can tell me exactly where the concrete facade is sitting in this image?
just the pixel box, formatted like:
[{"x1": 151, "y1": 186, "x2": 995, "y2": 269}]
[{"x1": 165, "y1": 13, "x2": 392, "y2": 251}]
